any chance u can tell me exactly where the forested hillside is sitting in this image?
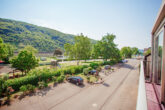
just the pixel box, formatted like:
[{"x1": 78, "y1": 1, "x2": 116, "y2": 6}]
[{"x1": 0, "y1": 18, "x2": 95, "y2": 52}]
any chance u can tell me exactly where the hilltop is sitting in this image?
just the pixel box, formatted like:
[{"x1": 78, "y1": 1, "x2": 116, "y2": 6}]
[{"x1": 0, "y1": 18, "x2": 96, "y2": 52}]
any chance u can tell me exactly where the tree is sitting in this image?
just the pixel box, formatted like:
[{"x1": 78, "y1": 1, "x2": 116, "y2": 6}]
[
  {"x1": 64, "y1": 33, "x2": 92, "y2": 63},
  {"x1": 91, "y1": 43, "x2": 101, "y2": 59},
  {"x1": 54, "y1": 48, "x2": 63, "y2": 56},
  {"x1": 0, "y1": 38, "x2": 14, "y2": 62},
  {"x1": 0, "y1": 38, "x2": 8, "y2": 60},
  {"x1": 23, "y1": 45, "x2": 38, "y2": 54},
  {"x1": 111, "y1": 48, "x2": 122, "y2": 62},
  {"x1": 97, "y1": 34, "x2": 118, "y2": 61},
  {"x1": 120, "y1": 47, "x2": 132, "y2": 58},
  {"x1": 2, "y1": 44, "x2": 14, "y2": 63},
  {"x1": 64, "y1": 43, "x2": 75, "y2": 60},
  {"x1": 131, "y1": 47, "x2": 140, "y2": 56},
  {"x1": 10, "y1": 50, "x2": 39, "y2": 75},
  {"x1": 74, "y1": 34, "x2": 92, "y2": 61}
]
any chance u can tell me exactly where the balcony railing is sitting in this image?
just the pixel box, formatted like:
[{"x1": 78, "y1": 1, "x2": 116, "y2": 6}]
[{"x1": 136, "y1": 61, "x2": 148, "y2": 110}]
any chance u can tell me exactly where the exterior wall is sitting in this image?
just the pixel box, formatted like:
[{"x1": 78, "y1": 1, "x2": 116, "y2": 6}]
[
  {"x1": 152, "y1": 22, "x2": 165, "y2": 103},
  {"x1": 151, "y1": 0, "x2": 165, "y2": 103},
  {"x1": 161, "y1": 26, "x2": 165, "y2": 103}
]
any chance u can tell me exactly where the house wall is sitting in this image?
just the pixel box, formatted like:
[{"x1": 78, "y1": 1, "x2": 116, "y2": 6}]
[
  {"x1": 152, "y1": 22, "x2": 165, "y2": 103},
  {"x1": 151, "y1": 0, "x2": 165, "y2": 103}
]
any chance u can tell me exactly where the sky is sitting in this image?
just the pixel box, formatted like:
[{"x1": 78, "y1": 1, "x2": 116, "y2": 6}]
[{"x1": 0, "y1": 0, "x2": 162, "y2": 49}]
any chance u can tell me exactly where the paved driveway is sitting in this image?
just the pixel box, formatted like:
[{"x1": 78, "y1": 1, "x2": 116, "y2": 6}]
[{"x1": 1, "y1": 59, "x2": 140, "y2": 110}]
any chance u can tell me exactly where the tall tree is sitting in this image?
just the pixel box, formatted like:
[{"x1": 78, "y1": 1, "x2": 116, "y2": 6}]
[
  {"x1": 64, "y1": 34, "x2": 92, "y2": 63},
  {"x1": 64, "y1": 43, "x2": 75, "y2": 60},
  {"x1": 2, "y1": 44, "x2": 14, "y2": 63},
  {"x1": 120, "y1": 47, "x2": 132, "y2": 58},
  {"x1": 0, "y1": 42, "x2": 8, "y2": 60},
  {"x1": 74, "y1": 34, "x2": 92, "y2": 61},
  {"x1": 0, "y1": 38, "x2": 13, "y2": 61},
  {"x1": 111, "y1": 48, "x2": 122, "y2": 62},
  {"x1": 98, "y1": 34, "x2": 118, "y2": 61},
  {"x1": 131, "y1": 47, "x2": 139, "y2": 55},
  {"x1": 91, "y1": 43, "x2": 101, "y2": 59}
]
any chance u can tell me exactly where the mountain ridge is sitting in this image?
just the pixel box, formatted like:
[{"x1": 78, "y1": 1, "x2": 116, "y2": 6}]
[{"x1": 0, "y1": 18, "x2": 96, "y2": 52}]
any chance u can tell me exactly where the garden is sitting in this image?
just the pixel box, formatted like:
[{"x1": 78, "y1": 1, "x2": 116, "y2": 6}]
[
  {"x1": 0, "y1": 59, "x2": 117, "y2": 106},
  {"x1": 0, "y1": 34, "x2": 122, "y2": 106}
]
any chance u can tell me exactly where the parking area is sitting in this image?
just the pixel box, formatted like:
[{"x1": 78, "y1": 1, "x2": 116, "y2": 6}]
[{"x1": 1, "y1": 59, "x2": 140, "y2": 110}]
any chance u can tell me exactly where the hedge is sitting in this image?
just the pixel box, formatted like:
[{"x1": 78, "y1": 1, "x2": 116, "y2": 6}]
[
  {"x1": 89, "y1": 62, "x2": 99, "y2": 69},
  {"x1": 3, "y1": 60, "x2": 117, "y2": 92},
  {"x1": 4, "y1": 65, "x2": 89, "y2": 92}
]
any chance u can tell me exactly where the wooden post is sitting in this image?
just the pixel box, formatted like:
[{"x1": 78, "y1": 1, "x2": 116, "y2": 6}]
[{"x1": 161, "y1": 25, "x2": 165, "y2": 103}]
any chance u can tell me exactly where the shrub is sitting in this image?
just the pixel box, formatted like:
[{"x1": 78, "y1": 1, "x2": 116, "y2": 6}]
[
  {"x1": 71, "y1": 67, "x2": 76, "y2": 74},
  {"x1": 52, "y1": 70, "x2": 61, "y2": 76},
  {"x1": 3, "y1": 74, "x2": 9, "y2": 81},
  {"x1": 44, "y1": 82, "x2": 48, "y2": 88},
  {"x1": 4, "y1": 65, "x2": 88, "y2": 92},
  {"x1": 52, "y1": 76, "x2": 57, "y2": 83},
  {"x1": 6, "y1": 87, "x2": 14, "y2": 100},
  {"x1": 63, "y1": 68, "x2": 71, "y2": 75},
  {"x1": 38, "y1": 81, "x2": 45, "y2": 89},
  {"x1": 90, "y1": 63, "x2": 99, "y2": 69},
  {"x1": 103, "y1": 61, "x2": 111, "y2": 65},
  {"x1": 74, "y1": 66, "x2": 81, "y2": 73},
  {"x1": 20, "y1": 85, "x2": 28, "y2": 94},
  {"x1": 65, "y1": 74, "x2": 71, "y2": 80},
  {"x1": 0, "y1": 78, "x2": 5, "y2": 97},
  {"x1": 5, "y1": 75, "x2": 39, "y2": 91},
  {"x1": 38, "y1": 81, "x2": 48, "y2": 88},
  {"x1": 103, "y1": 60, "x2": 117, "y2": 66},
  {"x1": 27, "y1": 84, "x2": 35, "y2": 92},
  {"x1": 98, "y1": 62, "x2": 104, "y2": 66},
  {"x1": 96, "y1": 66, "x2": 102, "y2": 72},
  {"x1": 57, "y1": 77, "x2": 64, "y2": 83},
  {"x1": 61, "y1": 74, "x2": 65, "y2": 80},
  {"x1": 87, "y1": 76, "x2": 90, "y2": 82},
  {"x1": 110, "y1": 60, "x2": 117, "y2": 65},
  {"x1": 82, "y1": 65, "x2": 89, "y2": 68},
  {"x1": 83, "y1": 68, "x2": 89, "y2": 75},
  {"x1": 88, "y1": 67, "x2": 92, "y2": 71}
]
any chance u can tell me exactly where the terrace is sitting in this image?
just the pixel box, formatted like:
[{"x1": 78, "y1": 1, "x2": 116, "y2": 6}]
[{"x1": 136, "y1": 0, "x2": 165, "y2": 110}]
